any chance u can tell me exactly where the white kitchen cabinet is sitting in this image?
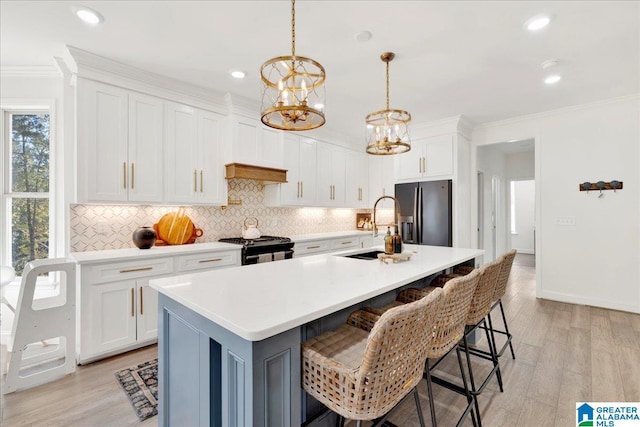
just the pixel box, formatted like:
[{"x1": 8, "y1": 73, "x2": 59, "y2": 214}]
[
  {"x1": 77, "y1": 79, "x2": 164, "y2": 203},
  {"x1": 165, "y1": 102, "x2": 226, "y2": 205},
  {"x1": 359, "y1": 235, "x2": 374, "y2": 249},
  {"x1": 369, "y1": 155, "x2": 396, "y2": 202},
  {"x1": 264, "y1": 134, "x2": 317, "y2": 206},
  {"x1": 77, "y1": 248, "x2": 240, "y2": 363},
  {"x1": 345, "y1": 150, "x2": 369, "y2": 208},
  {"x1": 293, "y1": 234, "x2": 364, "y2": 257},
  {"x1": 230, "y1": 115, "x2": 283, "y2": 169},
  {"x1": 316, "y1": 142, "x2": 346, "y2": 206},
  {"x1": 330, "y1": 237, "x2": 360, "y2": 251},
  {"x1": 396, "y1": 135, "x2": 454, "y2": 181}
]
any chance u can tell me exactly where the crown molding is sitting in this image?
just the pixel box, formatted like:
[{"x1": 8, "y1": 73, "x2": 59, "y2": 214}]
[
  {"x1": 475, "y1": 93, "x2": 640, "y2": 130},
  {"x1": 411, "y1": 115, "x2": 475, "y2": 140},
  {"x1": 63, "y1": 45, "x2": 228, "y2": 113},
  {"x1": 0, "y1": 65, "x2": 62, "y2": 78}
]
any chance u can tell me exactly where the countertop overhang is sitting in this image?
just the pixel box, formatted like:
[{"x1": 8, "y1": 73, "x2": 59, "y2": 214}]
[
  {"x1": 70, "y1": 242, "x2": 241, "y2": 264},
  {"x1": 150, "y1": 244, "x2": 484, "y2": 341}
]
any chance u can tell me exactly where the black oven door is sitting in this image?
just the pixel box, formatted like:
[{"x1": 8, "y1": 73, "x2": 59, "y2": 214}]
[{"x1": 244, "y1": 249, "x2": 294, "y2": 265}]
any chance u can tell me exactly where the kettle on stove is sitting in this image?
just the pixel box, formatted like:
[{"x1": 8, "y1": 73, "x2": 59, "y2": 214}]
[{"x1": 242, "y1": 217, "x2": 261, "y2": 239}]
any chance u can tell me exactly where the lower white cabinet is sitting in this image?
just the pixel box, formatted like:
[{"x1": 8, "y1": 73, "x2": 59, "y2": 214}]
[
  {"x1": 293, "y1": 234, "x2": 369, "y2": 257},
  {"x1": 77, "y1": 249, "x2": 240, "y2": 363}
]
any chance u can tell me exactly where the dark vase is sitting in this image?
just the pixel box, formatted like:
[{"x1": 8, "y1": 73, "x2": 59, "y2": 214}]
[{"x1": 132, "y1": 226, "x2": 157, "y2": 249}]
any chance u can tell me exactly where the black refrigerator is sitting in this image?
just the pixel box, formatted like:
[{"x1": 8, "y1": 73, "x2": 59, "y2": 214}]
[{"x1": 395, "y1": 180, "x2": 452, "y2": 247}]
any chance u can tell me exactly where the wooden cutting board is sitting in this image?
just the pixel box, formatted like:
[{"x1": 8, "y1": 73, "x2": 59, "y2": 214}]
[{"x1": 155, "y1": 212, "x2": 197, "y2": 245}]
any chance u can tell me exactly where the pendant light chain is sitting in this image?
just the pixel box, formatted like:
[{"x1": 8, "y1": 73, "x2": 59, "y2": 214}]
[
  {"x1": 386, "y1": 59, "x2": 390, "y2": 110},
  {"x1": 291, "y1": 0, "x2": 296, "y2": 58}
]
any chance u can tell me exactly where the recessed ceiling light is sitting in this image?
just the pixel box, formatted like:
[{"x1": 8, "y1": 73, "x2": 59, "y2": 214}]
[
  {"x1": 525, "y1": 14, "x2": 551, "y2": 31},
  {"x1": 75, "y1": 6, "x2": 104, "y2": 25},
  {"x1": 230, "y1": 70, "x2": 246, "y2": 79},
  {"x1": 355, "y1": 30, "x2": 373, "y2": 42},
  {"x1": 544, "y1": 74, "x2": 562, "y2": 85}
]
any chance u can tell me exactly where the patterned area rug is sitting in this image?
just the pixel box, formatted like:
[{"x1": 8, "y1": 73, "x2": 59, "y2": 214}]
[{"x1": 115, "y1": 359, "x2": 158, "y2": 421}]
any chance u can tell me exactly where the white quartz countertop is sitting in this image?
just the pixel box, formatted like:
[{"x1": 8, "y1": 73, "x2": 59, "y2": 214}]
[
  {"x1": 70, "y1": 242, "x2": 241, "y2": 264},
  {"x1": 150, "y1": 244, "x2": 484, "y2": 341}
]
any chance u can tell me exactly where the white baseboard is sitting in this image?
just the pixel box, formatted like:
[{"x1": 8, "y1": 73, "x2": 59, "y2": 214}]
[{"x1": 538, "y1": 290, "x2": 640, "y2": 314}]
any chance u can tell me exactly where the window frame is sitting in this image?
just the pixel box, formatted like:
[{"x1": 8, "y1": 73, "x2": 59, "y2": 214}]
[{"x1": 1, "y1": 100, "x2": 57, "y2": 274}]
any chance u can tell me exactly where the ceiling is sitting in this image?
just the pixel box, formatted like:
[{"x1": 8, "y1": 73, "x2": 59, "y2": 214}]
[{"x1": 1, "y1": 1, "x2": 638, "y2": 143}]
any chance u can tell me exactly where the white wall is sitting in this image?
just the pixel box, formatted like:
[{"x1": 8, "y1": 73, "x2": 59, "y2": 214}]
[
  {"x1": 507, "y1": 151, "x2": 534, "y2": 180},
  {"x1": 511, "y1": 180, "x2": 535, "y2": 254},
  {"x1": 474, "y1": 94, "x2": 640, "y2": 314}
]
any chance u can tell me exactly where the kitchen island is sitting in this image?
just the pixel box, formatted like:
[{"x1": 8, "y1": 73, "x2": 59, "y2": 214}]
[{"x1": 150, "y1": 244, "x2": 484, "y2": 426}]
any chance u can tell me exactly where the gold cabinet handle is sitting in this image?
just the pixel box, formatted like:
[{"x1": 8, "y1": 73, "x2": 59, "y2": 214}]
[
  {"x1": 131, "y1": 288, "x2": 135, "y2": 317},
  {"x1": 123, "y1": 162, "x2": 127, "y2": 189},
  {"x1": 200, "y1": 170, "x2": 204, "y2": 192},
  {"x1": 140, "y1": 287, "x2": 143, "y2": 315},
  {"x1": 307, "y1": 245, "x2": 320, "y2": 249},
  {"x1": 297, "y1": 181, "x2": 300, "y2": 198},
  {"x1": 301, "y1": 181, "x2": 303, "y2": 198},
  {"x1": 194, "y1": 169, "x2": 197, "y2": 192},
  {"x1": 119, "y1": 266, "x2": 153, "y2": 273},
  {"x1": 131, "y1": 163, "x2": 135, "y2": 189},
  {"x1": 341, "y1": 241, "x2": 353, "y2": 245},
  {"x1": 198, "y1": 258, "x2": 222, "y2": 263}
]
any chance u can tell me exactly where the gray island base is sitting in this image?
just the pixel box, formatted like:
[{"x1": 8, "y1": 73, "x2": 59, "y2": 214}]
[{"x1": 151, "y1": 245, "x2": 484, "y2": 426}]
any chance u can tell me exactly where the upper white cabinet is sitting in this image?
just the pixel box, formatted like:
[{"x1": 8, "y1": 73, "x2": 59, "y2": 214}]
[
  {"x1": 229, "y1": 115, "x2": 283, "y2": 169},
  {"x1": 396, "y1": 135, "x2": 454, "y2": 181},
  {"x1": 264, "y1": 134, "x2": 317, "y2": 206},
  {"x1": 345, "y1": 150, "x2": 369, "y2": 208},
  {"x1": 316, "y1": 142, "x2": 346, "y2": 206},
  {"x1": 77, "y1": 79, "x2": 164, "y2": 203},
  {"x1": 164, "y1": 102, "x2": 226, "y2": 205},
  {"x1": 369, "y1": 155, "x2": 396, "y2": 202}
]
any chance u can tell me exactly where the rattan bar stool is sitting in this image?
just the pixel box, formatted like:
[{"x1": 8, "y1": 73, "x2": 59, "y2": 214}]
[
  {"x1": 396, "y1": 271, "x2": 481, "y2": 427},
  {"x1": 488, "y1": 250, "x2": 517, "y2": 359},
  {"x1": 452, "y1": 251, "x2": 518, "y2": 360},
  {"x1": 452, "y1": 258, "x2": 505, "y2": 418},
  {"x1": 302, "y1": 288, "x2": 444, "y2": 427}
]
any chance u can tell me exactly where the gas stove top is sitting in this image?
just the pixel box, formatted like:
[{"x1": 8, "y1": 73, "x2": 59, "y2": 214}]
[{"x1": 219, "y1": 236, "x2": 292, "y2": 247}]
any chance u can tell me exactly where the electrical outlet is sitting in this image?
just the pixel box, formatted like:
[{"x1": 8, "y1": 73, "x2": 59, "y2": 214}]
[
  {"x1": 554, "y1": 216, "x2": 576, "y2": 226},
  {"x1": 95, "y1": 220, "x2": 110, "y2": 234}
]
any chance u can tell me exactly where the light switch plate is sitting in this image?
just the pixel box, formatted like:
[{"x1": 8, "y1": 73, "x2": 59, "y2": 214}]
[{"x1": 555, "y1": 216, "x2": 576, "y2": 226}]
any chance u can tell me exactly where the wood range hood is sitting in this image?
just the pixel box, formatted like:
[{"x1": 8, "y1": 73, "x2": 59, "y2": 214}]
[{"x1": 225, "y1": 163, "x2": 287, "y2": 183}]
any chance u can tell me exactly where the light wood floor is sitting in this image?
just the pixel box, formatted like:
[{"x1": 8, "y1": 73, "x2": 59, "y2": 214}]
[{"x1": 1, "y1": 255, "x2": 639, "y2": 426}]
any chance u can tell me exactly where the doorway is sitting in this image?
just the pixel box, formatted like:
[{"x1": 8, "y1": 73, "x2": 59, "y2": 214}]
[{"x1": 476, "y1": 139, "x2": 535, "y2": 264}]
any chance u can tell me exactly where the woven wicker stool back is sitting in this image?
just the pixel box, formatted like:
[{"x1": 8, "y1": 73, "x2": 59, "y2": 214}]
[
  {"x1": 302, "y1": 287, "x2": 444, "y2": 421},
  {"x1": 427, "y1": 269, "x2": 481, "y2": 359},
  {"x1": 491, "y1": 250, "x2": 517, "y2": 302},
  {"x1": 466, "y1": 257, "x2": 502, "y2": 325}
]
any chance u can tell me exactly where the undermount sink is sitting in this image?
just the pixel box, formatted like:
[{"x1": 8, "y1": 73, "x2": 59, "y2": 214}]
[{"x1": 341, "y1": 250, "x2": 385, "y2": 260}]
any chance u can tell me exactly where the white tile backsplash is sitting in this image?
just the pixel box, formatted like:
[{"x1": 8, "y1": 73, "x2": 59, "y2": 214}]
[{"x1": 70, "y1": 179, "x2": 371, "y2": 252}]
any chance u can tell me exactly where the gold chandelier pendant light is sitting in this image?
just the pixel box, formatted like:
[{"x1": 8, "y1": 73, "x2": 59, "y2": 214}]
[
  {"x1": 260, "y1": 0, "x2": 326, "y2": 131},
  {"x1": 366, "y1": 52, "x2": 411, "y2": 155}
]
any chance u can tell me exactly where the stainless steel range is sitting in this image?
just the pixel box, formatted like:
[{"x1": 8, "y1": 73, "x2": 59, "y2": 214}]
[{"x1": 218, "y1": 236, "x2": 294, "y2": 265}]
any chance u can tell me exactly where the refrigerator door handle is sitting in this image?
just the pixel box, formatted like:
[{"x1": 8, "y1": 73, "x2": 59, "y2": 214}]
[
  {"x1": 413, "y1": 187, "x2": 419, "y2": 244},
  {"x1": 417, "y1": 187, "x2": 424, "y2": 244}
]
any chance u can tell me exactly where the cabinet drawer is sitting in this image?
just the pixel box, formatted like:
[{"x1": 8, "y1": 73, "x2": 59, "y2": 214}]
[
  {"x1": 294, "y1": 240, "x2": 332, "y2": 256},
  {"x1": 88, "y1": 257, "x2": 174, "y2": 284},
  {"x1": 330, "y1": 238, "x2": 360, "y2": 250},
  {"x1": 177, "y1": 251, "x2": 239, "y2": 272}
]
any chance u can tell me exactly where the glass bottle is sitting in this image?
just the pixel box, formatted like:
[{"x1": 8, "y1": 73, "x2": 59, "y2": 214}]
[
  {"x1": 393, "y1": 226, "x2": 403, "y2": 254},
  {"x1": 384, "y1": 226, "x2": 393, "y2": 254}
]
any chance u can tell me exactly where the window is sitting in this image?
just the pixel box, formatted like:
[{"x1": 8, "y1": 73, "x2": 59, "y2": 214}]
[{"x1": 1, "y1": 109, "x2": 52, "y2": 273}]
